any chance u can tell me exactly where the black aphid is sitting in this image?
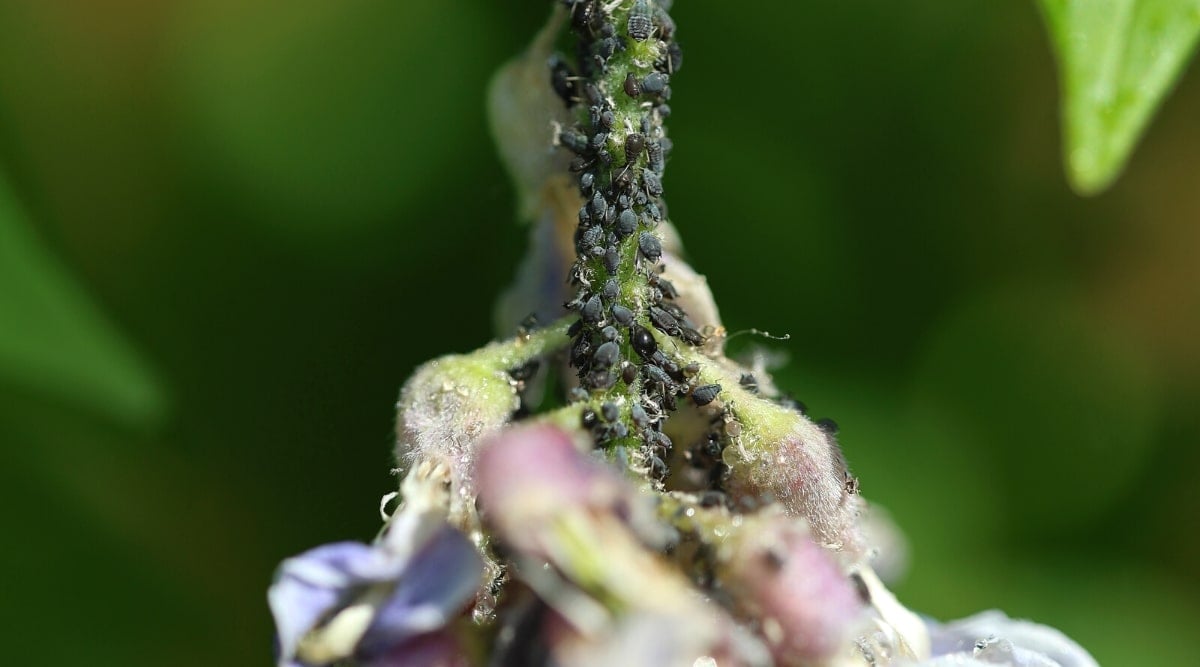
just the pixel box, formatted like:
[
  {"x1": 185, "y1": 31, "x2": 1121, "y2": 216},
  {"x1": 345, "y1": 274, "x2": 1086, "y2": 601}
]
[
  {"x1": 601, "y1": 277, "x2": 619, "y2": 302},
  {"x1": 611, "y1": 304, "x2": 633, "y2": 326},
  {"x1": 624, "y1": 72, "x2": 642, "y2": 97},
  {"x1": 585, "y1": 369, "x2": 617, "y2": 391},
  {"x1": 550, "y1": 55, "x2": 576, "y2": 105},
  {"x1": 601, "y1": 325, "x2": 619, "y2": 341},
  {"x1": 642, "y1": 72, "x2": 669, "y2": 94},
  {"x1": 679, "y1": 326, "x2": 706, "y2": 346},
  {"x1": 600, "y1": 109, "x2": 616, "y2": 130},
  {"x1": 616, "y1": 209, "x2": 638, "y2": 237},
  {"x1": 624, "y1": 133, "x2": 645, "y2": 163},
  {"x1": 643, "y1": 171, "x2": 664, "y2": 197},
  {"x1": 691, "y1": 383, "x2": 722, "y2": 407},
  {"x1": 581, "y1": 408, "x2": 598, "y2": 429},
  {"x1": 628, "y1": 0, "x2": 653, "y2": 41},
  {"x1": 739, "y1": 373, "x2": 759, "y2": 393},
  {"x1": 631, "y1": 403, "x2": 649, "y2": 428},
  {"x1": 816, "y1": 417, "x2": 840, "y2": 435},
  {"x1": 630, "y1": 325, "x2": 657, "y2": 358},
  {"x1": 601, "y1": 401, "x2": 619, "y2": 422},
  {"x1": 646, "y1": 141, "x2": 664, "y2": 173},
  {"x1": 593, "y1": 341, "x2": 620, "y2": 369},
  {"x1": 648, "y1": 306, "x2": 679, "y2": 335},
  {"x1": 604, "y1": 246, "x2": 621, "y2": 273},
  {"x1": 638, "y1": 232, "x2": 662, "y2": 262},
  {"x1": 581, "y1": 294, "x2": 604, "y2": 323}
]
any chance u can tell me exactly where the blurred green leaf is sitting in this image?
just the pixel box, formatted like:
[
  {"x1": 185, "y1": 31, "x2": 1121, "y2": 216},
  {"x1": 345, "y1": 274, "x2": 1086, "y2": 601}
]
[
  {"x1": 1038, "y1": 0, "x2": 1200, "y2": 194},
  {"x1": 0, "y1": 172, "x2": 165, "y2": 426}
]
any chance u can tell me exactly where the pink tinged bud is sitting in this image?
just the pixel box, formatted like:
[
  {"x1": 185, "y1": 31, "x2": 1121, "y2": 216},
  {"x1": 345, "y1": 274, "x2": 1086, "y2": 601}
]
[
  {"x1": 722, "y1": 396, "x2": 864, "y2": 553},
  {"x1": 475, "y1": 424, "x2": 628, "y2": 553},
  {"x1": 722, "y1": 517, "x2": 866, "y2": 666}
]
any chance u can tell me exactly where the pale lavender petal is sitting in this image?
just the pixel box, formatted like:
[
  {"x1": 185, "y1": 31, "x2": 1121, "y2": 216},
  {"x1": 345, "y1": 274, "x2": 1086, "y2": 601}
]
[
  {"x1": 269, "y1": 541, "x2": 404, "y2": 665},
  {"x1": 358, "y1": 526, "x2": 483, "y2": 658},
  {"x1": 926, "y1": 610, "x2": 1098, "y2": 667}
]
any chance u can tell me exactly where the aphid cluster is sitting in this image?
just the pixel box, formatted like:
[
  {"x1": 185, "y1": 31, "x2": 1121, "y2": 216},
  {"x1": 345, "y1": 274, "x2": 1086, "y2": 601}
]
[{"x1": 552, "y1": 0, "x2": 720, "y2": 461}]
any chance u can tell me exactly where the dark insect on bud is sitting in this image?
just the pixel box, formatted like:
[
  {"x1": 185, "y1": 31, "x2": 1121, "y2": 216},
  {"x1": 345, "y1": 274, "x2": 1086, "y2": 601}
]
[
  {"x1": 642, "y1": 72, "x2": 669, "y2": 94},
  {"x1": 597, "y1": 149, "x2": 613, "y2": 165},
  {"x1": 655, "y1": 9, "x2": 676, "y2": 40},
  {"x1": 578, "y1": 206, "x2": 591, "y2": 226},
  {"x1": 601, "y1": 325, "x2": 619, "y2": 341},
  {"x1": 646, "y1": 141, "x2": 665, "y2": 173},
  {"x1": 657, "y1": 277, "x2": 678, "y2": 299},
  {"x1": 683, "y1": 362, "x2": 701, "y2": 377},
  {"x1": 649, "y1": 305, "x2": 679, "y2": 335},
  {"x1": 628, "y1": 0, "x2": 653, "y2": 41},
  {"x1": 666, "y1": 42, "x2": 683, "y2": 73},
  {"x1": 567, "y1": 319, "x2": 583, "y2": 337},
  {"x1": 739, "y1": 373, "x2": 759, "y2": 393},
  {"x1": 600, "y1": 109, "x2": 616, "y2": 130},
  {"x1": 601, "y1": 401, "x2": 619, "y2": 422},
  {"x1": 638, "y1": 232, "x2": 662, "y2": 262},
  {"x1": 590, "y1": 192, "x2": 607, "y2": 217},
  {"x1": 584, "y1": 82, "x2": 603, "y2": 106},
  {"x1": 647, "y1": 429, "x2": 672, "y2": 452},
  {"x1": 643, "y1": 171, "x2": 664, "y2": 197},
  {"x1": 657, "y1": 103, "x2": 672, "y2": 118},
  {"x1": 560, "y1": 129, "x2": 589, "y2": 154},
  {"x1": 550, "y1": 55, "x2": 576, "y2": 105},
  {"x1": 589, "y1": 245, "x2": 606, "y2": 257},
  {"x1": 597, "y1": 37, "x2": 617, "y2": 59},
  {"x1": 581, "y1": 294, "x2": 604, "y2": 323},
  {"x1": 570, "y1": 157, "x2": 592, "y2": 173},
  {"x1": 572, "y1": 0, "x2": 597, "y2": 30},
  {"x1": 581, "y1": 408, "x2": 598, "y2": 429},
  {"x1": 616, "y1": 209, "x2": 638, "y2": 238},
  {"x1": 613, "y1": 168, "x2": 634, "y2": 192},
  {"x1": 585, "y1": 369, "x2": 617, "y2": 391},
  {"x1": 816, "y1": 418, "x2": 840, "y2": 435},
  {"x1": 624, "y1": 133, "x2": 645, "y2": 163},
  {"x1": 593, "y1": 341, "x2": 620, "y2": 369},
  {"x1": 580, "y1": 171, "x2": 595, "y2": 192},
  {"x1": 624, "y1": 72, "x2": 642, "y2": 97},
  {"x1": 590, "y1": 132, "x2": 609, "y2": 150},
  {"x1": 631, "y1": 403, "x2": 649, "y2": 428},
  {"x1": 621, "y1": 362, "x2": 638, "y2": 384},
  {"x1": 630, "y1": 324, "x2": 657, "y2": 358},
  {"x1": 611, "y1": 422, "x2": 628, "y2": 439},
  {"x1": 611, "y1": 304, "x2": 634, "y2": 326},
  {"x1": 691, "y1": 384, "x2": 722, "y2": 407},
  {"x1": 570, "y1": 334, "x2": 593, "y2": 367},
  {"x1": 645, "y1": 201, "x2": 662, "y2": 221},
  {"x1": 604, "y1": 246, "x2": 621, "y2": 273},
  {"x1": 601, "y1": 277, "x2": 619, "y2": 302},
  {"x1": 643, "y1": 364, "x2": 675, "y2": 391},
  {"x1": 580, "y1": 225, "x2": 604, "y2": 251},
  {"x1": 679, "y1": 326, "x2": 706, "y2": 346},
  {"x1": 568, "y1": 386, "x2": 589, "y2": 402}
]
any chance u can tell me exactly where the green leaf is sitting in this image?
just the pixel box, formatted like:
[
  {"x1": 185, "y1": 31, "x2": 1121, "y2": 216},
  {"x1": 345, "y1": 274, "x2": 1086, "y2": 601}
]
[
  {"x1": 1038, "y1": 0, "x2": 1200, "y2": 194},
  {"x1": 0, "y1": 172, "x2": 165, "y2": 426}
]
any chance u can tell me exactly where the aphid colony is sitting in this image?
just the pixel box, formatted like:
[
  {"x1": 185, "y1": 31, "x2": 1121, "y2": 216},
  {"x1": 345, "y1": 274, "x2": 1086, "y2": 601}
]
[{"x1": 550, "y1": 0, "x2": 722, "y2": 469}]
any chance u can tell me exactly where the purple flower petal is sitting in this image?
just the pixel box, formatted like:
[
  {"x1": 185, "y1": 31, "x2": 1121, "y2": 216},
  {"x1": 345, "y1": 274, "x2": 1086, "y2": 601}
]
[
  {"x1": 358, "y1": 527, "x2": 482, "y2": 658},
  {"x1": 269, "y1": 541, "x2": 404, "y2": 665},
  {"x1": 365, "y1": 631, "x2": 472, "y2": 667}
]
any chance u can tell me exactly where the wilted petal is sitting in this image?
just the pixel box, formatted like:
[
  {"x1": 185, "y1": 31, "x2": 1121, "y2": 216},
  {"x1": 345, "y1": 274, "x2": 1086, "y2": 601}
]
[{"x1": 925, "y1": 610, "x2": 1098, "y2": 667}]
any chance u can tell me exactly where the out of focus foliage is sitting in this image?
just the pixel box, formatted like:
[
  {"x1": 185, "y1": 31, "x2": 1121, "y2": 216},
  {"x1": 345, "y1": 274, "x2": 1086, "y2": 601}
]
[
  {"x1": 1, "y1": 1, "x2": 1198, "y2": 665},
  {"x1": 1038, "y1": 0, "x2": 1200, "y2": 193}
]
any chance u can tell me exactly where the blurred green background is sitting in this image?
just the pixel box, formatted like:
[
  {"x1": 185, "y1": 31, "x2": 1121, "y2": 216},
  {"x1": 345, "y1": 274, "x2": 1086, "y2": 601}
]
[{"x1": 1, "y1": 1, "x2": 1197, "y2": 665}]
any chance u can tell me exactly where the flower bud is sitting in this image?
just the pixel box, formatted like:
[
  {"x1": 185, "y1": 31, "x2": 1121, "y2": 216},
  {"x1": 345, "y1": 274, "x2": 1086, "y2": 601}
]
[
  {"x1": 719, "y1": 514, "x2": 866, "y2": 666},
  {"x1": 723, "y1": 395, "x2": 864, "y2": 553}
]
